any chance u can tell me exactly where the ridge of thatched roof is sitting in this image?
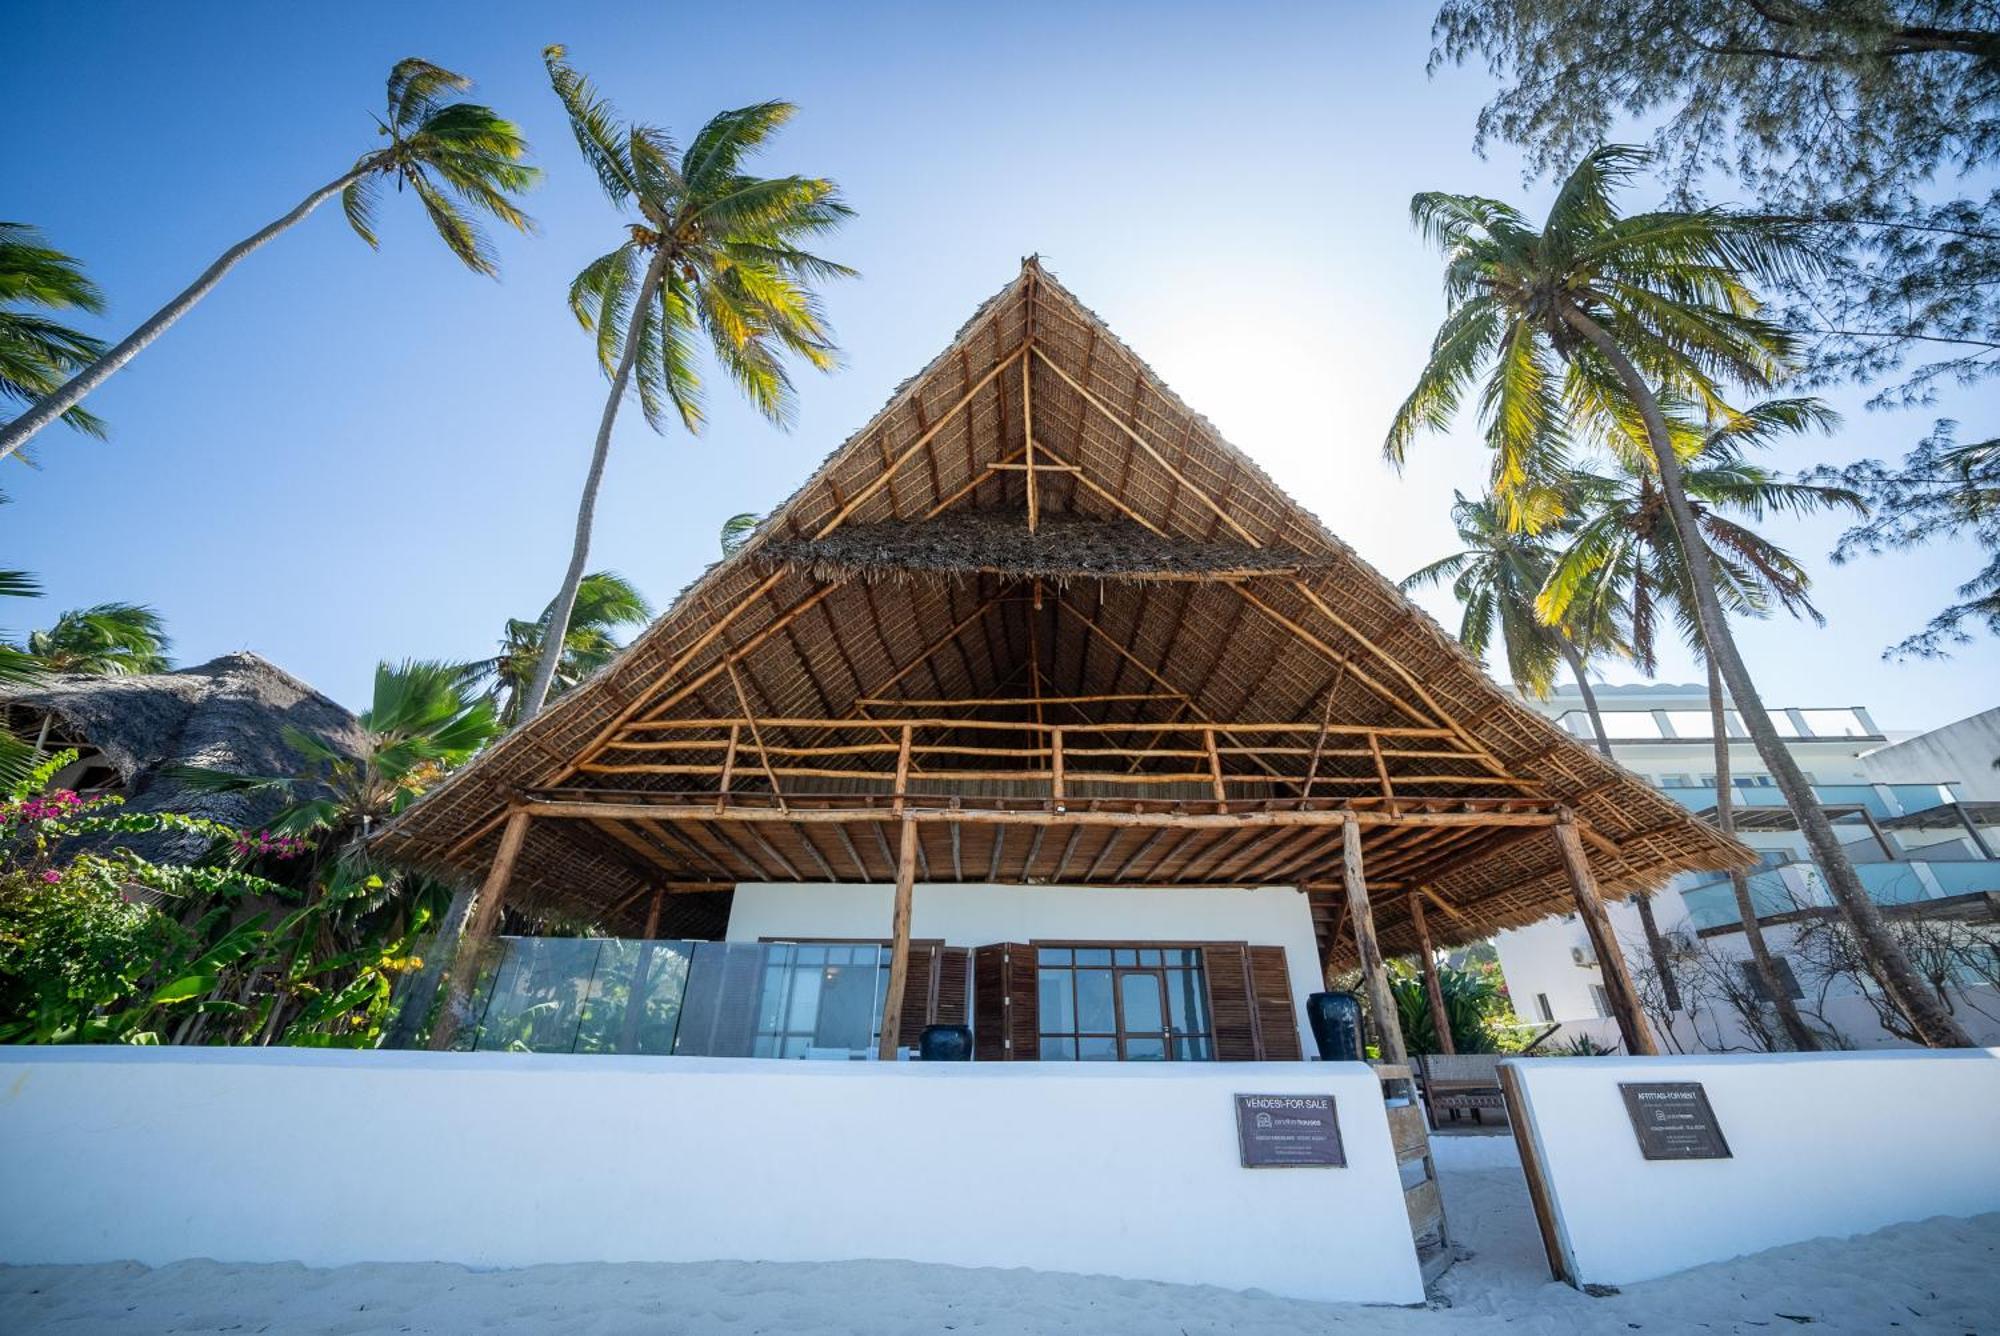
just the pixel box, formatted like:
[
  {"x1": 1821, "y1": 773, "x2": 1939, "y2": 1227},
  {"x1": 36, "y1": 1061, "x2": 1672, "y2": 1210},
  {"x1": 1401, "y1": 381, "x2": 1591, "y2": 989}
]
[
  {"x1": 370, "y1": 257, "x2": 1750, "y2": 957},
  {"x1": 1, "y1": 651, "x2": 365, "y2": 847},
  {"x1": 753, "y1": 510, "x2": 1338, "y2": 585}
]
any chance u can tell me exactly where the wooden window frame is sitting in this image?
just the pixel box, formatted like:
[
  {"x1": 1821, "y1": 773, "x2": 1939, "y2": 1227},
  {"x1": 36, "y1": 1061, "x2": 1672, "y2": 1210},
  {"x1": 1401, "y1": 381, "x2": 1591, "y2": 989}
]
[{"x1": 1027, "y1": 939, "x2": 1219, "y2": 1062}]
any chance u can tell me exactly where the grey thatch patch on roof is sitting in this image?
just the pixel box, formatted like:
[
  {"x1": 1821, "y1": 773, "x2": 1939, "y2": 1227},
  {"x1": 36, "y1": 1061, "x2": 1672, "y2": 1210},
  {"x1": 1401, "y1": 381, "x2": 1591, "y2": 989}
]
[
  {"x1": 1, "y1": 651, "x2": 365, "y2": 857},
  {"x1": 752, "y1": 510, "x2": 1340, "y2": 585}
]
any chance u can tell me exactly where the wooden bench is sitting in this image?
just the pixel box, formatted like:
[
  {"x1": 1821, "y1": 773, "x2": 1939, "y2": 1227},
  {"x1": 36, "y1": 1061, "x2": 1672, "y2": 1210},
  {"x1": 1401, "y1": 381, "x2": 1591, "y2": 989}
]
[{"x1": 1417, "y1": 1053, "x2": 1509, "y2": 1129}]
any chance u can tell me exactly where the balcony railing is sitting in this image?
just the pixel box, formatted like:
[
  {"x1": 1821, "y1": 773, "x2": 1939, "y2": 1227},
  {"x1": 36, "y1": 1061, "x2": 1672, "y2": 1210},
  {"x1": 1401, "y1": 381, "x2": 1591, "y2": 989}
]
[
  {"x1": 1657, "y1": 782, "x2": 1959, "y2": 821},
  {"x1": 1679, "y1": 857, "x2": 2000, "y2": 930}
]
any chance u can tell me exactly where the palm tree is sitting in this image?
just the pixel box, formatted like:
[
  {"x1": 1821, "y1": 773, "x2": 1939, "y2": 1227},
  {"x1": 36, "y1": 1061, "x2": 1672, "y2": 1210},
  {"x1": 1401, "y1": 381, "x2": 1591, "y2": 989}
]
[
  {"x1": 0, "y1": 571, "x2": 44, "y2": 787},
  {"x1": 1399, "y1": 489, "x2": 1691, "y2": 997},
  {"x1": 25, "y1": 601, "x2": 171, "y2": 675},
  {"x1": 172, "y1": 659, "x2": 502, "y2": 1044},
  {"x1": 1538, "y1": 398, "x2": 1861, "y2": 1050},
  {"x1": 176, "y1": 658, "x2": 499, "y2": 840},
  {"x1": 1389, "y1": 144, "x2": 1972, "y2": 1046},
  {"x1": 460, "y1": 570, "x2": 652, "y2": 725},
  {"x1": 0, "y1": 60, "x2": 537, "y2": 463},
  {"x1": 0, "y1": 223, "x2": 107, "y2": 446},
  {"x1": 517, "y1": 46, "x2": 853, "y2": 724},
  {"x1": 720, "y1": 512, "x2": 759, "y2": 557},
  {"x1": 1402, "y1": 487, "x2": 1631, "y2": 743}
]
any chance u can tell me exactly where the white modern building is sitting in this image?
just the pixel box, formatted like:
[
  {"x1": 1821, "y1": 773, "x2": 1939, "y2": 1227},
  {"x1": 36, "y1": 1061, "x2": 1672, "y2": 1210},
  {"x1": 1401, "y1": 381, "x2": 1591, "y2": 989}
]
[{"x1": 1494, "y1": 685, "x2": 2000, "y2": 1051}]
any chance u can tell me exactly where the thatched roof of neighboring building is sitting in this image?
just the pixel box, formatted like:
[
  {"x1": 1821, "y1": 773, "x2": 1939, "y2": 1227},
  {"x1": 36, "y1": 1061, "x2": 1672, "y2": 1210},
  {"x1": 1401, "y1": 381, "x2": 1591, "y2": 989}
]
[{"x1": 0, "y1": 651, "x2": 365, "y2": 853}]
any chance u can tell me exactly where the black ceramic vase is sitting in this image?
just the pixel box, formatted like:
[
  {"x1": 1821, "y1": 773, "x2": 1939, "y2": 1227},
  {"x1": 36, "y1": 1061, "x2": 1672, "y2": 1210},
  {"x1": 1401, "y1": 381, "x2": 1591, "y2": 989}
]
[
  {"x1": 918, "y1": 1024, "x2": 974, "y2": 1061},
  {"x1": 1306, "y1": 991, "x2": 1364, "y2": 1062}
]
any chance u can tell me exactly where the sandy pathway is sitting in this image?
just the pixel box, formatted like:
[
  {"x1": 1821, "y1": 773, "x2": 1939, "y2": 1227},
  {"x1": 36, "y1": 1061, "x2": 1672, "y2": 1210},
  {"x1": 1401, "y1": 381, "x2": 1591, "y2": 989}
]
[{"x1": 4, "y1": 1135, "x2": 1993, "y2": 1333}]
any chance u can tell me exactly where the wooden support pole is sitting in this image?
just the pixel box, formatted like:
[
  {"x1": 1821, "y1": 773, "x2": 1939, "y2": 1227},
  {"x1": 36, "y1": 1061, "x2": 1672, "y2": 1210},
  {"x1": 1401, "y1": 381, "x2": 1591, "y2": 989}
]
[
  {"x1": 1554, "y1": 809, "x2": 1659, "y2": 1056},
  {"x1": 1022, "y1": 343, "x2": 1038, "y2": 532},
  {"x1": 1410, "y1": 892, "x2": 1455, "y2": 1056},
  {"x1": 1343, "y1": 813, "x2": 1408, "y2": 1066},
  {"x1": 1049, "y1": 725, "x2": 1065, "y2": 802},
  {"x1": 428, "y1": 807, "x2": 530, "y2": 1052},
  {"x1": 877, "y1": 818, "x2": 920, "y2": 1060}
]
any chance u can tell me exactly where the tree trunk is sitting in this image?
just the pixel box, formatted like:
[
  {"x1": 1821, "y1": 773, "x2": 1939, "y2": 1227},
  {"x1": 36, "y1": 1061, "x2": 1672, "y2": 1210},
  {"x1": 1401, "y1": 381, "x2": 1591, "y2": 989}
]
[
  {"x1": 0, "y1": 165, "x2": 375, "y2": 462},
  {"x1": 517, "y1": 249, "x2": 671, "y2": 723},
  {"x1": 1561, "y1": 638, "x2": 1680, "y2": 1010},
  {"x1": 1706, "y1": 653, "x2": 1820, "y2": 1050},
  {"x1": 1562, "y1": 307, "x2": 1972, "y2": 1047}
]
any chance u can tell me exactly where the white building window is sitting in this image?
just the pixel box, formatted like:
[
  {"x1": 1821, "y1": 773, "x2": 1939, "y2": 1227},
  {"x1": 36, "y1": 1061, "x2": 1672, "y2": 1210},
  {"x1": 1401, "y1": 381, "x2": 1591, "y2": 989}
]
[
  {"x1": 1535, "y1": 993, "x2": 1554, "y2": 1023},
  {"x1": 1589, "y1": 985, "x2": 1613, "y2": 1019}
]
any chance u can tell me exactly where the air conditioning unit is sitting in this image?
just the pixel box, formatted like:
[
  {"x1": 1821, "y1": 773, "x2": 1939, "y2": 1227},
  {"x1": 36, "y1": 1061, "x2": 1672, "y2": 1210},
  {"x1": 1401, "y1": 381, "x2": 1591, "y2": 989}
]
[{"x1": 1571, "y1": 944, "x2": 1598, "y2": 968}]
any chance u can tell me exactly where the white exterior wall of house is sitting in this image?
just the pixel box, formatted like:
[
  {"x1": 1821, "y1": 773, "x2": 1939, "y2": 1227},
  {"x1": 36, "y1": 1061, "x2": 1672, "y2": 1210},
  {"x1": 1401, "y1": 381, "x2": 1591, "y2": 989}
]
[
  {"x1": 1493, "y1": 683, "x2": 2000, "y2": 1052},
  {"x1": 726, "y1": 882, "x2": 1324, "y2": 1055}
]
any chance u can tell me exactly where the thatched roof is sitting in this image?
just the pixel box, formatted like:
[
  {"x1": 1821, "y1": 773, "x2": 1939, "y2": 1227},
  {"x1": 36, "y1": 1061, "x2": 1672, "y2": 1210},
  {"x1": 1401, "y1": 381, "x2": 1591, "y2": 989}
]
[
  {"x1": 1, "y1": 651, "x2": 365, "y2": 853},
  {"x1": 370, "y1": 259, "x2": 1750, "y2": 962},
  {"x1": 754, "y1": 510, "x2": 1339, "y2": 585}
]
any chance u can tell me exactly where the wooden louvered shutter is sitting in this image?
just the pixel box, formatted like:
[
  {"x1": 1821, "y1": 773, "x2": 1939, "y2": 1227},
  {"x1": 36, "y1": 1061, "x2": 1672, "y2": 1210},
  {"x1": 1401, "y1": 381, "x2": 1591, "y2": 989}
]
[
  {"x1": 894, "y1": 944, "x2": 941, "y2": 1049},
  {"x1": 935, "y1": 946, "x2": 971, "y2": 1027},
  {"x1": 1203, "y1": 943, "x2": 1258, "y2": 1061},
  {"x1": 972, "y1": 943, "x2": 1038, "y2": 1060},
  {"x1": 1248, "y1": 945, "x2": 1302, "y2": 1060}
]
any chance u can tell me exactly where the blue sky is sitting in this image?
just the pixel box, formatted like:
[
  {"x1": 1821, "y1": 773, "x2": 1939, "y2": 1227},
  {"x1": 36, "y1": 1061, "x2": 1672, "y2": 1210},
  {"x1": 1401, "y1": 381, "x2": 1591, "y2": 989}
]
[{"x1": 7, "y1": 2, "x2": 1995, "y2": 734}]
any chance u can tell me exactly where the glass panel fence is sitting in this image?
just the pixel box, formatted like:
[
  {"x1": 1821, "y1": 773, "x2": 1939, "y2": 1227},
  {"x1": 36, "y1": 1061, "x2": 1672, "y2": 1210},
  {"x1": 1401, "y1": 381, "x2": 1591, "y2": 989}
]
[{"x1": 386, "y1": 938, "x2": 889, "y2": 1058}]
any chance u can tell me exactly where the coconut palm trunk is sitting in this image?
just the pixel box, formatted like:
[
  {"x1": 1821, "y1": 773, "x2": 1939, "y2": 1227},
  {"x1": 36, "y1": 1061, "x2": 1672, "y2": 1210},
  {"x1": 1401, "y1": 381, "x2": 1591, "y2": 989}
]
[
  {"x1": 518, "y1": 249, "x2": 671, "y2": 724},
  {"x1": 1706, "y1": 654, "x2": 1820, "y2": 1049},
  {"x1": 1559, "y1": 637, "x2": 1681, "y2": 1011},
  {"x1": 1563, "y1": 307, "x2": 1972, "y2": 1047},
  {"x1": 0, "y1": 167, "x2": 371, "y2": 462}
]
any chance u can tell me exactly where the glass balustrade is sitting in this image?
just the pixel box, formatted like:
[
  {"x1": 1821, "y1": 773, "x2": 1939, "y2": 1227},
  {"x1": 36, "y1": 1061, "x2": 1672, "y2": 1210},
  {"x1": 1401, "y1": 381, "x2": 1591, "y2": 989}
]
[{"x1": 391, "y1": 938, "x2": 895, "y2": 1057}]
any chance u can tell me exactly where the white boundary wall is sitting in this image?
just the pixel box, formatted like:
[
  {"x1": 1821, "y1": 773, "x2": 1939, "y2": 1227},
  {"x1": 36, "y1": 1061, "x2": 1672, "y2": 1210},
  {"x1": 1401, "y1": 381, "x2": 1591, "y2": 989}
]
[
  {"x1": 1504, "y1": 1049, "x2": 2000, "y2": 1285},
  {"x1": 0, "y1": 1047, "x2": 1422, "y2": 1304},
  {"x1": 726, "y1": 882, "x2": 1325, "y2": 1054}
]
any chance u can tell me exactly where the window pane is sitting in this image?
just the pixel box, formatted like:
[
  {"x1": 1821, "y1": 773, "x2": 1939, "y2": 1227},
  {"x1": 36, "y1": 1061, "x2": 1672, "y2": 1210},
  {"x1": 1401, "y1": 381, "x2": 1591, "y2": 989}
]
[
  {"x1": 1078, "y1": 1036, "x2": 1118, "y2": 1061},
  {"x1": 815, "y1": 961, "x2": 876, "y2": 1050},
  {"x1": 1037, "y1": 969, "x2": 1074, "y2": 1035},
  {"x1": 796, "y1": 945, "x2": 825, "y2": 966},
  {"x1": 1075, "y1": 947, "x2": 1112, "y2": 966},
  {"x1": 785, "y1": 967, "x2": 822, "y2": 1031},
  {"x1": 1076, "y1": 970, "x2": 1115, "y2": 1031},
  {"x1": 1167, "y1": 969, "x2": 1208, "y2": 1035},
  {"x1": 1039, "y1": 1036, "x2": 1077, "y2": 1060},
  {"x1": 1114, "y1": 948, "x2": 1138, "y2": 967},
  {"x1": 1037, "y1": 947, "x2": 1072, "y2": 966},
  {"x1": 1138, "y1": 948, "x2": 1162, "y2": 967},
  {"x1": 1120, "y1": 972, "x2": 1164, "y2": 1033},
  {"x1": 1175, "y1": 1036, "x2": 1213, "y2": 1061},
  {"x1": 1124, "y1": 1036, "x2": 1166, "y2": 1061}
]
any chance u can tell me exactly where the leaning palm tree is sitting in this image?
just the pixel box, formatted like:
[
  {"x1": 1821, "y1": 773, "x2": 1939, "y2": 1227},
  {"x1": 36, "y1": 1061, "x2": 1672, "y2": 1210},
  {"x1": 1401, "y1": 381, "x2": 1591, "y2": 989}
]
[
  {"x1": 517, "y1": 46, "x2": 854, "y2": 723},
  {"x1": 1388, "y1": 144, "x2": 1972, "y2": 1046},
  {"x1": 25, "y1": 601, "x2": 171, "y2": 675},
  {"x1": 1539, "y1": 398, "x2": 1862, "y2": 1050},
  {"x1": 0, "y1": 60, "x2": 537, "y2": 463},
  {"x1": 459, "y1": 570, "x2": 652, "y2": 725},
  {"x1": 0, "y1": 223, "x2": 107, "y2": 447}
]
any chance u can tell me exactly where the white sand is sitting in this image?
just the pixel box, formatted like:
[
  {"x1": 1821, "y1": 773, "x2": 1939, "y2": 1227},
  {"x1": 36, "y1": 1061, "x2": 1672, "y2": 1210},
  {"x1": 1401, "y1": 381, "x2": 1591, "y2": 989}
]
[{"x1": 5, "y1": 1134, "x2": 1994, "y2": 1334}]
